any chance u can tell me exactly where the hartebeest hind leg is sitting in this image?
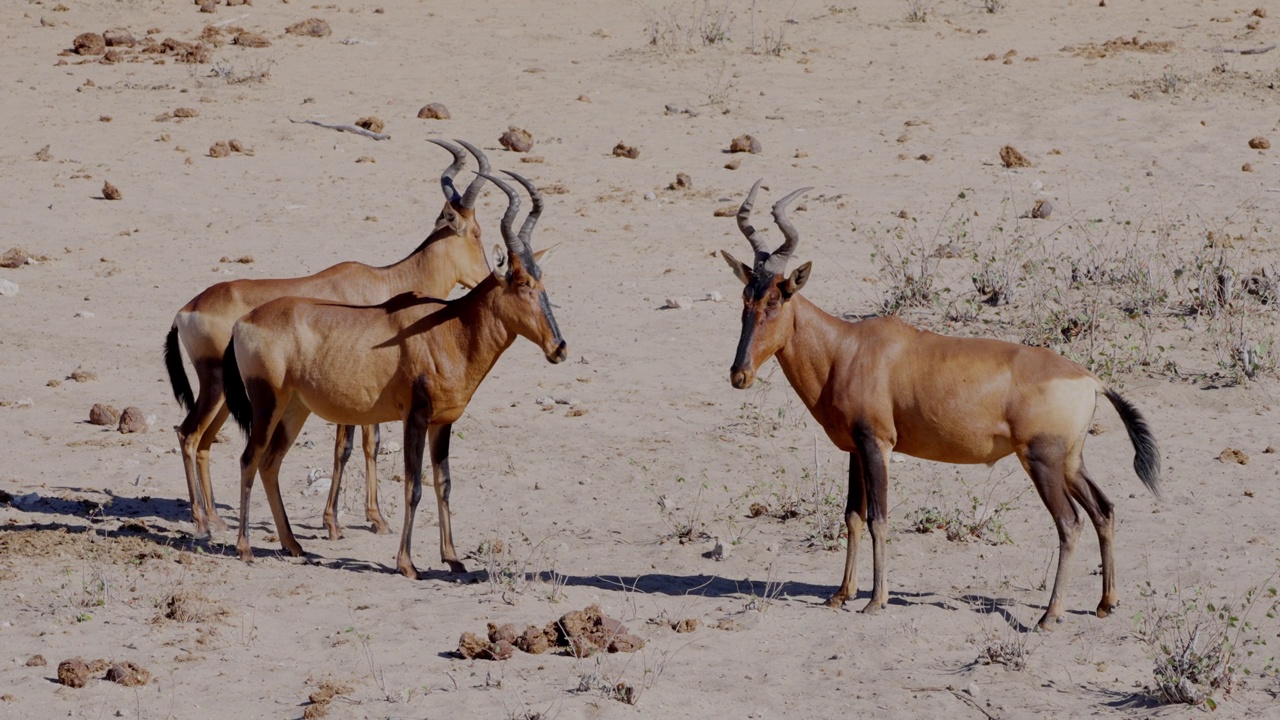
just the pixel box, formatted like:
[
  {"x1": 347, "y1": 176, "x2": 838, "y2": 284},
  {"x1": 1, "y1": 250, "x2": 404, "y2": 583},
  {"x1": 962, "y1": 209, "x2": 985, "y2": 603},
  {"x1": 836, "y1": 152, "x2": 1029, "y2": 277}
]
[
  {"x1": 177, "y1": 374, "x2": 232, "y2": 537},
  {"x1": 322, "y1": 424, "x2": 391, "y2": 540},
  {"x1": 1021, "y1": 438, "x2": 1085, "y2": 630},
  {"x1": 235, "y1": 397, "x2": 308, "y2": 562},
  {"x1": 253, "y1": 406, "x2": 309, "y2": 559},
  {"x1": 1067, "y1": 462, "x2": 1118, "y2": 618}
]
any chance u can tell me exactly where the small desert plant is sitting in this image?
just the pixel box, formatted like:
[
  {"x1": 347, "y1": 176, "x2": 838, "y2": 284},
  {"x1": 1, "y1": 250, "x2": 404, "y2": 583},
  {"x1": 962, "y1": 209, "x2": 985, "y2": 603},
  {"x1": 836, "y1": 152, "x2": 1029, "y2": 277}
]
[
  {"x1": 1133, "y1": 578, "x2": 1280, "y2": 708},
  {"x1": 904, "y1": 0, "x2": 930, "y2": 22},
  {"x1": 983, "y1": 0, "x2": 1006, "y2": 13},
  {"x1": 469, "y1": 531, "x2": 568, "y2": 604},
  {"x1": 657, "y1": 481, "x2": 710, "y2": 544}
]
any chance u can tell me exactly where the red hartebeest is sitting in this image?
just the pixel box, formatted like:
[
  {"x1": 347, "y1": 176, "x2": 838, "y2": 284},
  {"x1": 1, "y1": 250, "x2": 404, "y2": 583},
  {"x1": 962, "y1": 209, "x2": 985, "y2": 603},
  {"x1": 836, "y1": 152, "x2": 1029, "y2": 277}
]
[
  {"x1": 221, "y1": 170, "x2": 567, "y2": 577},
  {"x1": 721, "y1": 179, "x2": 1161, "y2": 630},
  {"x1": 164, "y1": 140, "x2": 493, "y2": 541}
]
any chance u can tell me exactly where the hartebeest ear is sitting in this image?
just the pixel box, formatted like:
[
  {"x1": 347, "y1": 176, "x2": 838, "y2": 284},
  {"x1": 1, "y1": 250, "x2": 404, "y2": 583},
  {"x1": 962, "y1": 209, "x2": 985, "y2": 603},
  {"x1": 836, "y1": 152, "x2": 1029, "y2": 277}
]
[
  {"x1": 781, "y1": 261, "x2": 812, "y2": 298},
  {"x1": 490, "y1": 243, "x2": 511, "y2": 285},
  {"x1": 721, "y1": 250, "x2": 753, "y2": 285},
  {"x1": 532, "y1": 242, "x2": 561, "y2": 266},
  {"x1": 436, "y1": 205, "x2": 467, "y2": 236}
]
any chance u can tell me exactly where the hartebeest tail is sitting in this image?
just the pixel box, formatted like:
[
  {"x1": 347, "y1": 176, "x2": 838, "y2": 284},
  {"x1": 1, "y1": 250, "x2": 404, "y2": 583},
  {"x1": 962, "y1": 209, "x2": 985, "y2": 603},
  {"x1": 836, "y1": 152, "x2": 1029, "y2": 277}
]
[
  {"x1": 1103, "y1": 388, "x2": 1161, "y2": 498},
  {"x1": 165, "y1": 139, "x2": 493, "y2": 541},
  {"x1": 223, "y1": 170, "x2": 567, "y2": 577},
  {"x1": 164, "y1": 325, "x2": 194, "y2": 413},
  {"x1": 721, "y1": 178, "x2": 1162, "y2": 631}
]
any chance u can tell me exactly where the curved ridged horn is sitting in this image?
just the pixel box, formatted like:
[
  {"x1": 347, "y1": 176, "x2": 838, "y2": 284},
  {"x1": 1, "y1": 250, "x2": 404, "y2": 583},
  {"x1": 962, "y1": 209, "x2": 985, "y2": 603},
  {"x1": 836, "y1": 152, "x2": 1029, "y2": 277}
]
[
  {"x1": 500, "y1": 170, "x2": 543, "y2": 250},
  {"x1": 456, "y1": 139, "x2": 490, "y2": 209},
  {"x1": 762, "y1": 186, "x2": 813, "y2": 274},
  {"x1": 737, "y1": 179, "x2": 771, "y2": 264},
  {"x1": 427, "y1": 138, "x2": 465, "y2": 203},
  {"x1": 477, "y1": 172, "x2": 525, "y2": 261}
]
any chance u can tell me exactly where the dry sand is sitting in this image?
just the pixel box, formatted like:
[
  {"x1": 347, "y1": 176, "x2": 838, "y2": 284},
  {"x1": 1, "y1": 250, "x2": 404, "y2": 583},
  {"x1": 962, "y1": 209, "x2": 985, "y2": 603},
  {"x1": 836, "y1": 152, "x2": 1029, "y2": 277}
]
[{"x1": 2, "y1": 0, "x2": 1279, "y2": 717}]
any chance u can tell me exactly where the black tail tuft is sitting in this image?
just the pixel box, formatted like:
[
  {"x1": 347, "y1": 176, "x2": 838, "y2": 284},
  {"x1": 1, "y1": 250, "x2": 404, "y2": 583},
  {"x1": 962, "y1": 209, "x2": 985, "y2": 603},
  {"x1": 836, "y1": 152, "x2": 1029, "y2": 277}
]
[
  {"x1": 164, "y1": 325, "x2": 195, "y2": 413},
  {"x1": 1104, "y1": 388, "x2": 1162, "y2": 499},
  {"x1": 222, "y1": 338, "x2": 252, "y2": 439}
]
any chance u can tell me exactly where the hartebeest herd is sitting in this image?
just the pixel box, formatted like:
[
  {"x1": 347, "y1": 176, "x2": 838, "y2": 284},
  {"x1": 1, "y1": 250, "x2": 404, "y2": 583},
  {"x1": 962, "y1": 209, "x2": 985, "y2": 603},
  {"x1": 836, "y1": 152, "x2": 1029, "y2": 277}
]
[{"x1": 164, "y1": 140, "x2": 1161, "y2": 631}]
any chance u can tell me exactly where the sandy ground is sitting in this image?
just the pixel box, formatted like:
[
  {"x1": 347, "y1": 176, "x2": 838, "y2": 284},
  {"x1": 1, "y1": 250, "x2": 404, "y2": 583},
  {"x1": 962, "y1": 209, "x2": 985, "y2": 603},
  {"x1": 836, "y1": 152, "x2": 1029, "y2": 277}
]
[{"x1": 2, "y1": 0, "x2": 1280, "y2": 717}]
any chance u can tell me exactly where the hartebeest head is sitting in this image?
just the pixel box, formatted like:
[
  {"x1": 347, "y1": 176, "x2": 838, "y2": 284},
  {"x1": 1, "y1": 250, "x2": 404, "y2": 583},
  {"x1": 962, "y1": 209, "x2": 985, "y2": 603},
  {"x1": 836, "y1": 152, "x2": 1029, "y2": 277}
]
[
  {"x1": 478, "y1": 170, "x2": 568, "y2": 364},
  {"x1": 426, "y1": 138, "x2": 491, "y2": 288},
  {"x1": 721, "y1": 179, "x2": 813, "y2": 389}
]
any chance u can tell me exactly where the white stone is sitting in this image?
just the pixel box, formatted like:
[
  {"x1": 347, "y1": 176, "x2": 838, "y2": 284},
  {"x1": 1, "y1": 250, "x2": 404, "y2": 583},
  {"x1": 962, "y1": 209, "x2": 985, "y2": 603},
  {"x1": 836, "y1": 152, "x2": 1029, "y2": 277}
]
[
  {"x1": 302, "y1": 468, "x2": 332, "y2": 497},
  {"x1": 74, "y1": 311, "x2": 94, "y2": 319},
  {"x1": 665, "y1": 296, "x2": 693, "y2": 310},
  {"x1": 890, "y1": 453, "x2": 906, "y2": 463},
  {"x1": 535, "y1": 395, "x2": 555, "y2": 406},
  {"x1": 704, "y1": 291, "x2": 723, "y2": 302},
  {"x1": 379, "y1": 440, "x2": 402, "y2": 455},
  {"x1": 643, "y1": 191, "x2": 656, "y2": 201},
  {"x1": 0, "y1": 279, "x2": 17, "y2": 296}
]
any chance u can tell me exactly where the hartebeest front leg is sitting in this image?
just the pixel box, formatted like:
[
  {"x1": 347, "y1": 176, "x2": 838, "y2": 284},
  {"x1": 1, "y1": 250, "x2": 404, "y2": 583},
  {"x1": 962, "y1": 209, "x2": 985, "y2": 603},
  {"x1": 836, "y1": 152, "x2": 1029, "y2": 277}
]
[
  {"x1": 827, "y1": 450, "x2": 868, "y2": 608},
  {"x1": 361, "y1": 424, "x2": 391, "y2": 534},
  {"x1": 395, "y1": 383, "x2": 432, "y2": 579},
  {"x1": 856, "y1": 425, "x2": 892, "y2": 614},
  {"x1": 427, "y1": 423, "x2": 466, "y2": 572}
]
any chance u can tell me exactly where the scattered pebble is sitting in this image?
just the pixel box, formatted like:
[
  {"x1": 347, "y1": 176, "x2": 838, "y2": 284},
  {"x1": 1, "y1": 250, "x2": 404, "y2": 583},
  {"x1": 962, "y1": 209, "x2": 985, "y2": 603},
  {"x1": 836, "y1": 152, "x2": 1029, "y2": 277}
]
[
  {"x1": 73, "y1": 32, "x2": 105, "y2": 56},
  {"x1": 499, "y1": 126, "x2": 534, "y2": 152},
  {"x1": 705, "y1": 290, "x2": 723, "y2": 302},
  {"x1": 117, "y1": 406, "x2": 147, "y2": 434},
  {"x1": 535, "y1": 395, "x2": 555, "y2": 407},
  {"x1": 0, "y1": 279, "x2": 18, "y2": 296},
  {"x1": 105, "y1": 662, "x2": 150, "y2": 687},
  {"x1": 729, "y1": 134, "x2": 762, "y2": 154},
  {"x1": 1219, "y1": 447, "x2": 1249, "y2": 465},
  {"x1": 1000, "y1": 145, "x2": 1031, "y2": 168},
  {"x1": 665, "y1": 296, "x2": 693, "y2": 309},
  {"x1": 643, "y1": 191, "x2": 656, "y2": 201},
  {"x1": 56, "y1": 658, "x2": 90, "y2": 688},
  {"x1": 378, "y1": 440, "x2": 402, "y2": 455},
  {"x1": 668, "y1": 172, "x2": 692, "y2": 190},
  {"x1": 89, "y1": 403, "x2": 119, "y2": 426},
  {"x1": 1030, "y1": 199, "x2": 1053, "y2": 219},
  {"x1": 417, "y1": 103, "x2": 450, "y2": 120},
  {"x1": 1248, "y1": 136, "x2": 1270, "y2": 150},
  {"x1": 356, "y1": 116, "x2": 385, "y2": 133},
  {"x1": 286, "y1": 18, "x2": 331, "y2": 37},
  {"x1": 612, "y1": 141, "x2": 639, "y2": 159}
]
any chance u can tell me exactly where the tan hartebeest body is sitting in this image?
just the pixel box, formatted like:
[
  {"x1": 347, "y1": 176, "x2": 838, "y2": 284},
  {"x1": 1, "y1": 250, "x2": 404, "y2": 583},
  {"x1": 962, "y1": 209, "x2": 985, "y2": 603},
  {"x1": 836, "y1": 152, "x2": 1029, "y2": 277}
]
[
  {"x1": 722, "y1": 180, "x2": 1161, "y2": 630},
  {"x1": 164, "y1": 140, "x2": 492, "y2": 540},
  {"x1": 222, "y1": 171, "x2": 567, "y2": 577}
]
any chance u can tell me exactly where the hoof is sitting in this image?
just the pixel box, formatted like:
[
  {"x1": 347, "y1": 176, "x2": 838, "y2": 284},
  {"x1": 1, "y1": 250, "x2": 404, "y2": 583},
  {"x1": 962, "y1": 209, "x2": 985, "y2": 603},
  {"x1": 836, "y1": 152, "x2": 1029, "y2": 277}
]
[
  {"x1": 859, "y1": 600, "x2": 886, "y2": 615},
  {"x1": 397, "y1": 563, "x2": 419, "y2": 580},
  {"x1": 324, "y1": 523, "x2": 343, "y2": 541},
  {"x1": 824, "y1": 593, "x2": 847, "y2": 609},
  {"x1": 237, "y1": 545, "x2": 254, "y2": 563},
  {"x1": 283, "y1": 542, "x2": 305, "y2": 558},
  {"x1": 207, "y1": 514, "x2": 231, "y2": 534},
  {"x1": 1096, "y1": 599, "x2": 1118, "y2": 619},
  {"x1": 445, "y1": 559, "x2": 468, "y2": 574},
  {"x1": 192, "y1": 525, "x2": 213, "y2": 541},
  {"x1": 370, "y1": 522, "x2": 392, "y2": 536},
  {"x1": 1035, "y1": 614, "x2": 1063, "y2": 632}
]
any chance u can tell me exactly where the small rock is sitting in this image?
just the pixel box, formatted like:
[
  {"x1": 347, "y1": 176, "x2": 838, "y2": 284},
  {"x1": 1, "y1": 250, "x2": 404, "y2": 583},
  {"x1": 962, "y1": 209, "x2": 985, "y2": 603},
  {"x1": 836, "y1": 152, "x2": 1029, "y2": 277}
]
[
  {"x1": 999, "y1": 145, "x2": 1031, "y2": 168},
  {"x1": 197, "y1": 0, "x2": 216, "y2": 13},
  {"x1": 724, "y1": 158, "x2": 741, "y2": 170},
  {"x1": 234, "y1": 31, "x2": 270, "y2": 48},
  {"x1": 0, "y1": 248, "x2": 31, "y2": 269},
  {"x1": 74, "y1": 311, "x2": 94, "y2": 318},
  {"x1": 499, "y1": 126, "x2": 534, "y2": 153},
  {"x1": 102, "y1": 181, "x2": 121, "y2": 201},
  {"x1": 355, "y1": 116, "x2": 384, "y2": 133},
  {"x1": 673, "y1": 618, "x2": 698, "y2": 633},
  {"x1": 748, "y1": 502, "x2": 769, "y2": 518},
  {"x1": 966, "y1": 682, "x2": 980, "y2": 698},
  {"x1": 35, "y1": 145, "x2": 52, "y2": 161},
  {"x1": 285, "y1": 18, "x2": 331, "y2": 37},
  {"x1": 105, "y1": 661, "x2": 151, "y2": 687},
  {"x1": 1030, "y1": 199, "x2": 1053, "y2": 219},
  {"x1": 89, "y1": 403, "x2": 120, "y2": 426},
  {"x1": 102, "y1": 28, "x2": 135, "y2": 48},
  {"x1": 173, "y1": 107, "x2": 198, "y2": 118},
  {"x1": 713, "y1": 204, "x2": 738, "y2": 216},
  {"x1": 643, "y1": 191, "x2": 656, "y2": 201},
  {"x1": 56, "y1": 658, "x2": 90, "y2": 688},
  {"x1": 705, "y1": 291, "x2": 723, "y2": 302},
  {"x1": 209, "y1": 141, "x2": 231, "y2": 158},
  {"x1": 1248, "y1": 136, "x2": 1270, "y2": 150},
  {"x1": 73, "y1": 32, "x2": 105, "y2": 56},
  {"x1": 890, "y1": 453, "x2": 906, "y2": 463},
  {"x1": 665, "y1": 296, "x2": 693, "y2": 309},
  {"x1": 711, "y1": 537, "x2": 730, "y2": 561},
  {"x1": 729, "y1": 134, "x2": 762, "y2": 154},
  {"x1": 612, "y1": 141, "x2": 639, "y2": 159},
  {"x1": 378, "y1": 440, "x2": 402, "y2": 455},
  {"x1": 0, "y1": 279, "x2": 18, "y2": 296},
  {"x1": 25, "y1": 654, "x2": 46, "y2": 667},
  {"x1": 417, "y1": 103, "x2": 450, "y2": 120},
  {"x1": 302, "y1": 468, "x2": 332, "y2": 496},
  {"x1": 535, "y1": 395, "x2": 555, "y2": 407},
  {"x1": 1263, "y1": 445, "x2": 1276, "y2": 454},
  {"x1": 1219, "y1": 447, "x2": 1249, "y2": 465},
  {"x1": 668, "y1": 172, "x2": 692, "y2": 190},
  {"x1": 117, "y1": 406, "x2": 147, "y2": 434},
  {"x1": 1243, "y1": 163, "x2": 1253, "y2": 172}
]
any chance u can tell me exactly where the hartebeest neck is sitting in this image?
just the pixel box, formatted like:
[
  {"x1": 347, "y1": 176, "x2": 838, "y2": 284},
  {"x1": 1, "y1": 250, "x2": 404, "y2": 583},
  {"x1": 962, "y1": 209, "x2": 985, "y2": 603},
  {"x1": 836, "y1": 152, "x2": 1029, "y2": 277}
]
[
  {"x1": 772, "y1": 294, "x2": 851, "y2": 413},
  {"x1": 409, "y1": 276, "x2": 517, "y2": 397},
  {"x1": 381, "y1": 228, "x2": 465, "y2": 294}
]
